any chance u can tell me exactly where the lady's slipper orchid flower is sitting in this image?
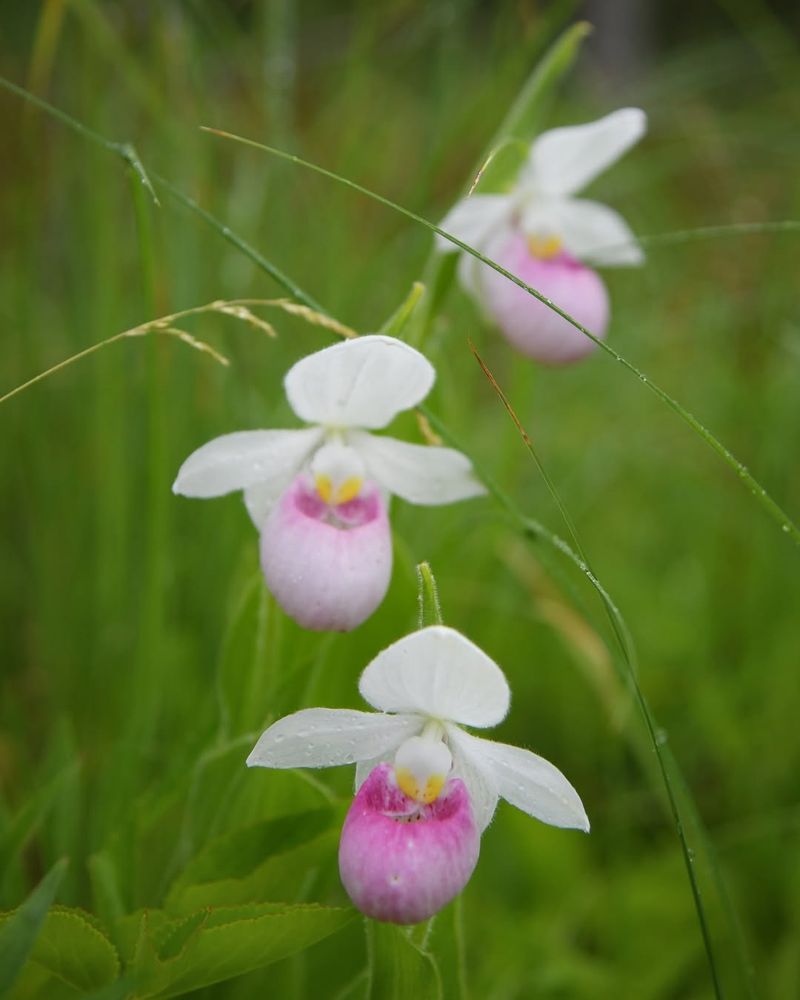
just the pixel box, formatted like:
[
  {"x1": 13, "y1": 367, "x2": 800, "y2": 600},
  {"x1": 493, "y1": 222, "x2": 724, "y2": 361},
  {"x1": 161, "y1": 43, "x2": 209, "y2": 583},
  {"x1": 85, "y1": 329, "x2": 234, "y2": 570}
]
[
  {"x1": 173, "y1": 336, "x2": 484, "y2": 632},
  {"x1": 247, "y1": 626, "x2": 588, "y2": 923},
  {"x1": 438, "y1": 108, "x2": 646, "y2": 364}
]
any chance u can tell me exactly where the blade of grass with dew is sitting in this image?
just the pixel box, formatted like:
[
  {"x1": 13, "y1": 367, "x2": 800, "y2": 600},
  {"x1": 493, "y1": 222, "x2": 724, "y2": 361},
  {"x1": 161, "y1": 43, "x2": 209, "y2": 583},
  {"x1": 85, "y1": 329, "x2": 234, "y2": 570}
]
[
  {"x1": 0, "y1": 77, "x2": 324, "y2": 308},
  {"x1": 201, "y1": 125, "x2": 800, "y2": 549}
]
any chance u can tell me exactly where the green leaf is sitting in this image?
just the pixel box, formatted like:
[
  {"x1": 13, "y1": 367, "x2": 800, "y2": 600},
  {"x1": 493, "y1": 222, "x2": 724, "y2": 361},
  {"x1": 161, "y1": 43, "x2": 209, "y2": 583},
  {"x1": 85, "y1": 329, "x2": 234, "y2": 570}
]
[
  {"x1": 367, "y1": 922, "x2": 442, "y2": 1000},
  {"x1": 22, "y1": 906, "x2": 120, "y2": 992},
  {"x1": 379, "y1": 282, "x2": 426, "y2": 338},
  {"x1": 0, "y1": 858, "x2": 68, "y2": 994},
  {"x1": 131, "y1": 902, "x2": 354, "y2": 998},
  {"x1": 164, "y1": 809, "x2": 338, "y2": 914}
]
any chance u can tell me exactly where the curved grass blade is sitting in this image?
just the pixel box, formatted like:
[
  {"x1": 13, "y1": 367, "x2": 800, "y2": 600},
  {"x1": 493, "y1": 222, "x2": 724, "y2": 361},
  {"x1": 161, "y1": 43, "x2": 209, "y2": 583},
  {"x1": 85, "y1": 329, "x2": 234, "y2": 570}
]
[{"x1": 201, "y1": 125, "x2": 799, "y2": 548}]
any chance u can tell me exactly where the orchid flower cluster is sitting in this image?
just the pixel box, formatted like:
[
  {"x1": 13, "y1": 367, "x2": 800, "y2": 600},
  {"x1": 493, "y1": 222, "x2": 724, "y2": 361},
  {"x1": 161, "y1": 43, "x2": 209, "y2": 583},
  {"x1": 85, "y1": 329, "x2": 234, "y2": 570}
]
[{"x1": 174, "y1": 108, "x2": 644, "y2": 923}]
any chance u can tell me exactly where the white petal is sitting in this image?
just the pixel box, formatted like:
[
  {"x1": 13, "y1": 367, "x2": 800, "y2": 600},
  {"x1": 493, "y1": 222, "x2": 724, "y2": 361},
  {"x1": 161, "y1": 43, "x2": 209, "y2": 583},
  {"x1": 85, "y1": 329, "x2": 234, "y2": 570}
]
[
  {"x1": 358, "y1": 626, "x2": 510, "y2": 728},
  {"x1": 284, "y1": 336, "x2": 435, "y2": 430},
  {"x1": 243, "y1": 481, "x2": 284, "y2": 529},
  {"x1": 446, "y1": 724, "x2": 499, "y2": 832},
  {"x1": 246, "y1": 708, "x2": 423, "y2": 769},
  {"x1": 172, "y1": 427, "x2": 323, "y2": 499},
  {"x1": 521, "y1": 107, "x2": 646, "y2": 197},
  {"x1": 523, "y1": 198, "x2": 643, "y2": 267},
  {"x1": 349, "y1": 431, "x2": 486, "y2": 506},
  {"x1": 450, "y1": 729, "x2": 589, "y2": 832},
  {"x1": 435, "y1": 194, "x2": 513, "y2": 253}
]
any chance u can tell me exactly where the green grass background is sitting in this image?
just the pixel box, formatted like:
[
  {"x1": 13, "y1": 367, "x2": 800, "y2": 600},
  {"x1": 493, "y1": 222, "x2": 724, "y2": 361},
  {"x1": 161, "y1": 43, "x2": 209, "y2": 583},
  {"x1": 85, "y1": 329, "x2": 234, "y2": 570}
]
[{"x1": 1, "y1": 1, "x2": 799, "y2": 997}]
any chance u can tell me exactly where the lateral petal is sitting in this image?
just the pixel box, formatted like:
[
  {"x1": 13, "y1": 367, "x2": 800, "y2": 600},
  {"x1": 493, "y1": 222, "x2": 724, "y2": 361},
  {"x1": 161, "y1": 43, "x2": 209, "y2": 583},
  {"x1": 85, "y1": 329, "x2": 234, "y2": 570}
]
[
  {"x1": 451, "y1": 729, "x2": 589, "y2": 832},
  {"x1": 522, "y1": 198, "x2": 643, "y2": 267},
  {"x1": 246, "y1": 708, "x2": 423, "y2": 769},
  {"x1": 446, "y1": 724, "x2": 500, "y2": 832},
  {"x1": 349, "y1": 431, "x2": 485, "y2": 505},
  {"x1": 172, "y1": 427, "x2": 322, "y2": 498}
]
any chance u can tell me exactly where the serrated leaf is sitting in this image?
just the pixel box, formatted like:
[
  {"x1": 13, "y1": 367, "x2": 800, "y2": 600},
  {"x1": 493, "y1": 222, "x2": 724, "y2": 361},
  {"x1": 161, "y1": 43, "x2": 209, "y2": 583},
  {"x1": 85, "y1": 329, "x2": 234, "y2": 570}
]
[
  {"x1": 0, "y1": 902, "x2": 120, "y2": 994},
  {"x1": 367, "y1": 922, "x2": 442, "y2": 1000},
  {"x1": 132, "y1": 902, "x2": 354, "y2": 998},
  {"x1": 0, "y1": 858, "x2": 68, "y2": 994}
]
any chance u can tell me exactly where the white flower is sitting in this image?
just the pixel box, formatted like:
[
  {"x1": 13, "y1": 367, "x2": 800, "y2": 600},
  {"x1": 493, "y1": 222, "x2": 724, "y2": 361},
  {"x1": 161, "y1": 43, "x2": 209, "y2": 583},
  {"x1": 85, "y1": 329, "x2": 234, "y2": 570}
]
[
  {"x1": 173, "y1": 335, "x2": 484, "y2": 526},
  {"x1": 172, "y1": 336, "x2": 485, "y2": 631},
  {"x1": 438, "y1": 107, "x2": 646, "y2": 285},
  {"x1": 247, "y1": 625, "x2": 589, "y2": 833}
]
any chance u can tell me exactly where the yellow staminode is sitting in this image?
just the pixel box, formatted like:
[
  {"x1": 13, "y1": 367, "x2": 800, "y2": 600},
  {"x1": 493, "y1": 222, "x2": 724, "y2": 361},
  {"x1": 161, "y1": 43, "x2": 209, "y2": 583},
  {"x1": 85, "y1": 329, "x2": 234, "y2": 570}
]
[
  {"x1": 393, "y1": 734, "x2": 452, "y2": 805},
  {"x1": 396, "y1": 767, "x2": 446, "y2": 805},
  {"x1": 527, "y1": 234, "x2": 563, "y2": 259},
  {"x1": 315, "y1": 474, "x2": 363, "y2": 506}
]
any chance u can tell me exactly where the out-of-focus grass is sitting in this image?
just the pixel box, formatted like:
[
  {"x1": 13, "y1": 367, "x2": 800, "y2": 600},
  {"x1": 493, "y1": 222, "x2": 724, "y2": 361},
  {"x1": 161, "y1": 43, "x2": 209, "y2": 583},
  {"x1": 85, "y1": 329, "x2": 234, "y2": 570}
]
[{"x1": 1, "y1": 1, "x2": 799, "y2": 997}]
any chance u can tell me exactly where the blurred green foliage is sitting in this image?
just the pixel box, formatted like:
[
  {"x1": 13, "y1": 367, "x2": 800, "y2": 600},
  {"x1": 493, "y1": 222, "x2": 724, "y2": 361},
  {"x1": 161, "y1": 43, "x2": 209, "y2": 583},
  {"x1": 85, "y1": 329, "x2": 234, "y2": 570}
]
[{"x1": 1, "y1": 1, "x2": 799, "y2": 997}]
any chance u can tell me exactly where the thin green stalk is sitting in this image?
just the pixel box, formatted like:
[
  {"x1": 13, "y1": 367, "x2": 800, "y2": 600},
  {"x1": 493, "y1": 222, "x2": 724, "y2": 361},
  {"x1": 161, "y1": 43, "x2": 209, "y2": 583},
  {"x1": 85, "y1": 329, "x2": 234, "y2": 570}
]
[
  {"x1": 416, "y1": 562, "x2": 444, "y2": 628},
  {"x1": 203, "y1": 126, "x2": 800, "y2": 548}
]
